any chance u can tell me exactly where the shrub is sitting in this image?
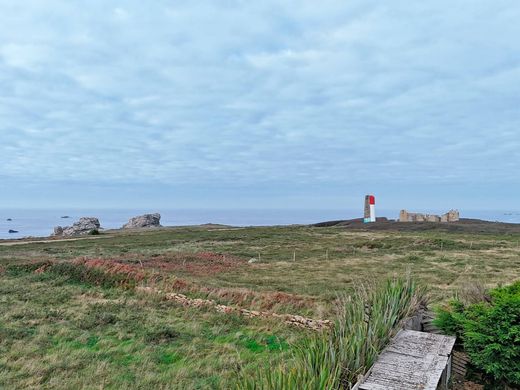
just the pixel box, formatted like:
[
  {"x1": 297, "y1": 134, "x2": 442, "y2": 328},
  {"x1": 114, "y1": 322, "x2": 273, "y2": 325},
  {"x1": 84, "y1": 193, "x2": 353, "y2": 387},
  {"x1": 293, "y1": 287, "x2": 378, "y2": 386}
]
[
  {"x1": 434, "y1": 281, "x2": 520, "y2": 387},
  {"x1": 88, "y1": 229, "x2": 100, "y2": 235}
]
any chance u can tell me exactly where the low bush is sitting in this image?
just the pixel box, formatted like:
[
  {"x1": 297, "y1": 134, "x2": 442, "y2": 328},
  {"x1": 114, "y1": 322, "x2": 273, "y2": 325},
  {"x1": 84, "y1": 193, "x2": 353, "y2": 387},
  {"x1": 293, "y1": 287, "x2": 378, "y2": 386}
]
[{"x1": 434, "y1": 281, "x2": 520, "y2": 387}]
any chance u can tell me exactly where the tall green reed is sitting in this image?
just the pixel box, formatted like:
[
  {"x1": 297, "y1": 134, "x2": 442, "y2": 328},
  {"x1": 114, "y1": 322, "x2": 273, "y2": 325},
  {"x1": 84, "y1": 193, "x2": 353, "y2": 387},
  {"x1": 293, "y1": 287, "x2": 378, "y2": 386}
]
[{"x1": 236, "y1": 276, "x2": 424, "y2": 390}]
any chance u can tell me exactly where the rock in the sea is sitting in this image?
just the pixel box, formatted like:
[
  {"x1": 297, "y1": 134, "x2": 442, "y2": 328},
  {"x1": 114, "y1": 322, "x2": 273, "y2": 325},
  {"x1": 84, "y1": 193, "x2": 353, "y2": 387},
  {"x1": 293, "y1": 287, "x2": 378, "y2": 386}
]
[
  {"x1": 6, "y1": 218, "x2": 12, "y2": 221},
  {"x1": 53, "y1": 217, "x2": 101, "y2": 236},
  {"x1": 122, "y1": 213, "x2": 161, "y2": 229}
]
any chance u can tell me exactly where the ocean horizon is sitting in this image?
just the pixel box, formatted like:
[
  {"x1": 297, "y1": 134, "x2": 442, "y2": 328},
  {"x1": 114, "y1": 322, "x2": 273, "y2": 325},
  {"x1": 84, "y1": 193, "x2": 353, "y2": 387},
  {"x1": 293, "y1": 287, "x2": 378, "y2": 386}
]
[{"x1": 1, "y1": 208, "x2": 520, "y2": 240}]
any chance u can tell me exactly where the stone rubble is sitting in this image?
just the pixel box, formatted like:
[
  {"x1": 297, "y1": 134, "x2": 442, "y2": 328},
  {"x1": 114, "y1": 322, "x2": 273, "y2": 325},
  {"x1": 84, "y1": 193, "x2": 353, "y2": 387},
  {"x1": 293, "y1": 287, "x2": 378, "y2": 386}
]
[{"x1": 137, "y1": 286, "x2": 332, "y2": 331}]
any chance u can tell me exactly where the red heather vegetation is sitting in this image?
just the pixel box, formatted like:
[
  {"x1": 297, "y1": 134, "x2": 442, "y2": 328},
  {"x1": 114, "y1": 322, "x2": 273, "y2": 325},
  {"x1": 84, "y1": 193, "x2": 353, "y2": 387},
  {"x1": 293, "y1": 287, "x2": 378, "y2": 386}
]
[
  {"x1": 117, "y1": 251, "x2": 247, "y2": 276},
  {"x1": 73, "y1": 258, "x2": 149, "y2": 284},
  {"x1": 69, "y1": 254, "x2": 315, "y2": 312}
]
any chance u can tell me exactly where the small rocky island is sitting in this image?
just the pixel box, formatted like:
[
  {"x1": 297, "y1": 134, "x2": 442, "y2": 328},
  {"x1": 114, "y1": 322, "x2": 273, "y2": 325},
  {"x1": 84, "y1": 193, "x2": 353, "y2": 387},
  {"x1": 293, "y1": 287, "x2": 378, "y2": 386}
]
[
  {"x1": 53, "y1": 217, "x2": 101, "y2": 237},
  {"x1": 122, "y1": 213, "x2": 162, "y2": 229}
]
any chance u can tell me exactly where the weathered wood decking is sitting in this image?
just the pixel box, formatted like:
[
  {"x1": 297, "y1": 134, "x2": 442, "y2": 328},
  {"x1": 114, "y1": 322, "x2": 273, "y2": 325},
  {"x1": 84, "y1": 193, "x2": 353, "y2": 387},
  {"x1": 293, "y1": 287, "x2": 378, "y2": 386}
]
[{"x1": 359, "y1": 330, "x2": 456, "y2": 390}]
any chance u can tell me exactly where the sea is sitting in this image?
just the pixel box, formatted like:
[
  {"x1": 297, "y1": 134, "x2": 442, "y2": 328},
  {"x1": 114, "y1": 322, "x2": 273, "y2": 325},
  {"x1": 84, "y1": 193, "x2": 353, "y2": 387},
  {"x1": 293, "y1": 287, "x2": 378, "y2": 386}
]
[{"x1": 1, "y1": 209, "x2": 520, "y2": 240}]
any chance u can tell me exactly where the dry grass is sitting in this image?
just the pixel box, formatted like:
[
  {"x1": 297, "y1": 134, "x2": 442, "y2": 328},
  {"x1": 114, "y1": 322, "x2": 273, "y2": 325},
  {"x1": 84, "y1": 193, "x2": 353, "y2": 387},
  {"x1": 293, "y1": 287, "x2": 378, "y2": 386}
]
[
  {"x1": 1, "y1": 225, "x2": 519, "y2": 388},
  {"x1": 2, "y1": 225, "x2": 520, "y2": 304}
]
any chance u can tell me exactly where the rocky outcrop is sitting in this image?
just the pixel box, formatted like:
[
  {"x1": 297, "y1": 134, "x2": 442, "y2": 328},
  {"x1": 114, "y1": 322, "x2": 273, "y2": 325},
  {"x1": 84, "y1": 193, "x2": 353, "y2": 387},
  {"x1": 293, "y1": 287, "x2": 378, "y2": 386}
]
[
  {"x1": 53, "y1": 217, "x2": 100, "y2": 236},
  {"x1": 122, "y1": 213, "x2": 161, "y2": 229}
]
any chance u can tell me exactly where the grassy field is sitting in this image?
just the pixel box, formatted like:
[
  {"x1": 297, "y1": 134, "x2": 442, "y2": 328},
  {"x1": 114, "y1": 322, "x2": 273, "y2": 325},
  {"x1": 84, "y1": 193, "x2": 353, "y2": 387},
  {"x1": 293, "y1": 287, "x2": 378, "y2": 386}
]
[{"x1": 1, "y1": 224, "x2": 519, "y2": 388}]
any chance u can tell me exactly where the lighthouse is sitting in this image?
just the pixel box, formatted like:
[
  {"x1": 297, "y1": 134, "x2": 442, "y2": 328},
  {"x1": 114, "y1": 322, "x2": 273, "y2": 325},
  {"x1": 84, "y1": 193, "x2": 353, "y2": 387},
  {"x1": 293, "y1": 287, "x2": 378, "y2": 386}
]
[{"x1": 364, "y1": 195, "x2": 376, "y2": 223}]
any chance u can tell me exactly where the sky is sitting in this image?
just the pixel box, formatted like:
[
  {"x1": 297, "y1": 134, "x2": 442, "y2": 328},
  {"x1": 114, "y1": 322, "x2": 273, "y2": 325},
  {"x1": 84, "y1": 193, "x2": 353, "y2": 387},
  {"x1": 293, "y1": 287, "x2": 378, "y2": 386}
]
[{"x1": 1, "y1": 1, "x2": 519, "y2": 211}]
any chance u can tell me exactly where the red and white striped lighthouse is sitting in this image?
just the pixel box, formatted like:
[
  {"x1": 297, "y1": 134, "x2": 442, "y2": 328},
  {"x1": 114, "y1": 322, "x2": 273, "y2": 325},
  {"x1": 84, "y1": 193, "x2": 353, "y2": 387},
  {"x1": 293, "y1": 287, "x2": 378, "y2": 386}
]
[{"x1": 364, "y1": 195, "x2": 376, "y2": 223}]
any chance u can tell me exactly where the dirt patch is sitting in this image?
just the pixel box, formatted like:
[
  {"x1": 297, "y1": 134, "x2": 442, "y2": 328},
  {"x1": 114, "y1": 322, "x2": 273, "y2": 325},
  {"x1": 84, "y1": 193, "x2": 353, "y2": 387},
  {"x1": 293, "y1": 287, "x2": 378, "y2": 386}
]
[{"x1": 453, "y1": 380, "x2": 484, "y2": 390}]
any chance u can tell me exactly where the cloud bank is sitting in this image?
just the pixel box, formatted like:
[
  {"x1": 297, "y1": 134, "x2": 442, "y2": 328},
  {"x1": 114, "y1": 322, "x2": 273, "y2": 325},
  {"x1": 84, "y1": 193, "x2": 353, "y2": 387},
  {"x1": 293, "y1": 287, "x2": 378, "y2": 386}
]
[{"x1": 1, "y1": 1, "x2": 519, "y2": 208}]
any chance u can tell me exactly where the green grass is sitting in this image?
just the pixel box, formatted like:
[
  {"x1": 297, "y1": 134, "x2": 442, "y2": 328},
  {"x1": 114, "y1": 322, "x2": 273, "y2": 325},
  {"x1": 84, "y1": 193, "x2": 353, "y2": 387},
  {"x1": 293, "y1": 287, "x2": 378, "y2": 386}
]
[
  {"x1": 0, "y1": 270, "x2": 298, "y2": 389},
  {"x1": 2, "y1": 226, "x2": 519, "y2": 304},
  {"x1": 1, "y1": 225, "x2": 519, "y2": 388}
]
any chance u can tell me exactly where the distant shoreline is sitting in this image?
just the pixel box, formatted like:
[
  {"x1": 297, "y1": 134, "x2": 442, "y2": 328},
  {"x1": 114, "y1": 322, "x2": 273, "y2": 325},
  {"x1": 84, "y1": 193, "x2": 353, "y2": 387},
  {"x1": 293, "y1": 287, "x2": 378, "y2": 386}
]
[{"x1": 2, "y1": 217, "x2": 520, "y2": 243}]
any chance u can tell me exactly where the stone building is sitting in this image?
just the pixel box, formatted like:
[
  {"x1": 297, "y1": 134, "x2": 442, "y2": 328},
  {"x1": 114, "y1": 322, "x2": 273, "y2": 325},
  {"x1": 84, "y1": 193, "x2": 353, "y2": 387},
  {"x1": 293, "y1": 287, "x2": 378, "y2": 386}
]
[
  {"x1": 441, "y1": 209, "x2": 460, "y2": 222},
  {"x1": 399, "y1": 209, "x2": 459, "y2": 223}
]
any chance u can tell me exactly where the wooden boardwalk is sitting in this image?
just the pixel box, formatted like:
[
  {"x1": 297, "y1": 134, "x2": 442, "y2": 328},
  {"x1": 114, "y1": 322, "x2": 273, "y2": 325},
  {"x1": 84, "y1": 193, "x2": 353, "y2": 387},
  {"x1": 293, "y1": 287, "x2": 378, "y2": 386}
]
[{"x1": 359, "y1": 330, "x2": 456, "y2": 390}]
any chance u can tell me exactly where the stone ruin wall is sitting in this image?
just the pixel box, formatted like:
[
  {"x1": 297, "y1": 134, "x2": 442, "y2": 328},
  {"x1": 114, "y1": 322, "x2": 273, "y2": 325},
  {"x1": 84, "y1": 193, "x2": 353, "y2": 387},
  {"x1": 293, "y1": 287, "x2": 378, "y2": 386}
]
[{"x1": 399, "y1": 209, "x2": 459, "y2": 223}]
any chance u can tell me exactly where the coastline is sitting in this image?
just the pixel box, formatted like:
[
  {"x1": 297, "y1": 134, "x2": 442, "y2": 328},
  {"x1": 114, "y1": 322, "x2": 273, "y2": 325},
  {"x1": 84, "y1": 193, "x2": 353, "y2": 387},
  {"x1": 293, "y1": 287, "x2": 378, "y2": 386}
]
[{"x1": 3, "y1": 216, "x2": 520, "y2": 243}]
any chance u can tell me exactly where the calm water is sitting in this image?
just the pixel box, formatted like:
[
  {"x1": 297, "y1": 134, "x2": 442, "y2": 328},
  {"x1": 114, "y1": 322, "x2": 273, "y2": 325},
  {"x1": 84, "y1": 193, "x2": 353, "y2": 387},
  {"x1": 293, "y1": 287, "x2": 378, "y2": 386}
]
[{"x1": 1, "y1": 208, "x2": 520, "y2": 240}]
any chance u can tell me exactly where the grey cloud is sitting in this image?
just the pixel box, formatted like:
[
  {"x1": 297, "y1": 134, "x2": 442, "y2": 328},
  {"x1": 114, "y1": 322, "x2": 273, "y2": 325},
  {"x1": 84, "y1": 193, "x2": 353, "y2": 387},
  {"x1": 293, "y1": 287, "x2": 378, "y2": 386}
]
[{"x1": 0, "y1": 0, "x2": 519, "y2": 209}]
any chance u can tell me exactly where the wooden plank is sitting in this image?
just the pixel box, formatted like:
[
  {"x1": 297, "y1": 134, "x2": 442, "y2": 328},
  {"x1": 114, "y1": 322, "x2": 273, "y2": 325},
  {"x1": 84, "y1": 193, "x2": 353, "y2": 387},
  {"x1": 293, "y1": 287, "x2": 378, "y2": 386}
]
[
  {"x1": 384, "y1": 330, "x2": 456, "y2": 357},
  {"x1": 359, "y1": 352, "x2": 448, "y2": 390},
  {"x1": 451, "y1": 350, "x2": 468, "y2": 378},
  {"x1": 359, "y1": 330, "x2": 456, "y2": 390},
  {"x1": 452, "y1": 363, "x2": 466, "y2": 371},
  {"x1": 453, "y1": 350, "x2": 470, "y2": 363},
  {"x1": 452, "y1": 366, "x2": 466, "y2": 374},
  {"x1": 452, "y1": 359, "x2": 467, "y2": 368},
  {"x1": 359, "y1": 352, "x2": 447, "y2": 389}
]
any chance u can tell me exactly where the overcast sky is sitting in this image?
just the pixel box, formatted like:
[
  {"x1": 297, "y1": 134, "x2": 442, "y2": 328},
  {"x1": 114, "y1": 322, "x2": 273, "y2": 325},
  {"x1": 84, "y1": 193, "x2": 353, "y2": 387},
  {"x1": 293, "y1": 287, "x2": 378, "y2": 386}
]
[{"x1": 1, "y1": 1, "x2": 519, "y2": 211}]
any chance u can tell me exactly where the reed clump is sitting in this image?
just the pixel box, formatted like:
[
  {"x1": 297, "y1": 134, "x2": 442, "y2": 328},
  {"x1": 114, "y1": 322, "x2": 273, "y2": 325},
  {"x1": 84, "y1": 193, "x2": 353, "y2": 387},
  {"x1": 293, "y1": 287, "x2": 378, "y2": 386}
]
[{"x1": 236, "y1": 276, "x2": 425, "y2": 390}]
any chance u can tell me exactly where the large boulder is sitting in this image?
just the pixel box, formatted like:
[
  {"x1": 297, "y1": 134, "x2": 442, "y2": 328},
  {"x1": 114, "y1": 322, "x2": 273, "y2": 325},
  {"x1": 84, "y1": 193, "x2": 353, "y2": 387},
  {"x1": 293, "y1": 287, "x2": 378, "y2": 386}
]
[
  {"x1": 123, "y1": 213, "x2": 161, "y2": 229},
  {"x1": 53, "y1": 217, "x2": 100, "y2": 237}
]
